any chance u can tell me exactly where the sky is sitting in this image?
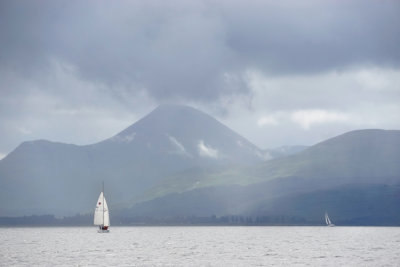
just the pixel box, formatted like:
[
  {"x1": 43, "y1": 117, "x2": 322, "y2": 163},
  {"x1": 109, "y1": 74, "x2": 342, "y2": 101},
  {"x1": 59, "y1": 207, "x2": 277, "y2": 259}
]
[{"x1": 0, "y1": 0, "x2": 399, "y2": 159}]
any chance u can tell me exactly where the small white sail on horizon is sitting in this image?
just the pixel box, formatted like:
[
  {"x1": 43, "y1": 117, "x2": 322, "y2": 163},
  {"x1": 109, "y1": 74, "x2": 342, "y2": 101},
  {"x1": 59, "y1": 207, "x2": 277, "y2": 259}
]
[
  {"x1": 325, "y1": 212, "x2": 335, "y2": 227},
  {"x1": 94, "y1": 190, "x2": 110, "y2": 233}
]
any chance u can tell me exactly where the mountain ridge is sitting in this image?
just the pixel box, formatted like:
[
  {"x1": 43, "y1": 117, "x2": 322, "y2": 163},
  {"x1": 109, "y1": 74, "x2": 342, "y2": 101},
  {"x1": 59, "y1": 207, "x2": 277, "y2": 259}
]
[
  {"x1": 120, "y1": 128, "x2": 400, "y2": 221},
  {"x1": 0, "y1": 105, "x2": 399, "y2": 224},
  {"x1": 0, "y1": 104, "x2": 265, "y2": 216}
]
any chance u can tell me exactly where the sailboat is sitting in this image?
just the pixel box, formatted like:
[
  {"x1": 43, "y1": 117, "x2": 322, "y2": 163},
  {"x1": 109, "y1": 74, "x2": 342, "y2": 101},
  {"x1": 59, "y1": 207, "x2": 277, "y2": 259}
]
[
  {"x1": 325, "y1": 212, "x2": 335, "y2": 227},
  {"x1": 94, "y1": 183, "x2": 110, "y2": 233}
]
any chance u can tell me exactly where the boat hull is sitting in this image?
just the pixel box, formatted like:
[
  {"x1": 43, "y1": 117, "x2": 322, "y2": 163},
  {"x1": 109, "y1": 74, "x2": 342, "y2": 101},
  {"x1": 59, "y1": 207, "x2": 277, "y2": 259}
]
[{"x1": 97, "y1": 229, "x2": 110, "y2": 233}]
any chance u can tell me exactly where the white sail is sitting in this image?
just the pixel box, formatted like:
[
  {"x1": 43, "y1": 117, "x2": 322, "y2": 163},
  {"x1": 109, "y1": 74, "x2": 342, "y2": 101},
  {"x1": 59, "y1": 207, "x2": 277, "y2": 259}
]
[
  {"x1": 102, "y1": 196, "x2": 110, "y2": 227},
  {"x1": 325, "y1": 212, "x2": 333, "y2": 226},
  {"x1": 94, "y1": 192, "x2": 110, "y2": 227}
]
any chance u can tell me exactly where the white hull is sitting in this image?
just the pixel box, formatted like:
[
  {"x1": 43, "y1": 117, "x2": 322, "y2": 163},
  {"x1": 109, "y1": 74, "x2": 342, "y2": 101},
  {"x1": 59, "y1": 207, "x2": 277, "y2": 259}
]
[{"x1": 97, "y1": 229, "x2": 110, "y2": 233}]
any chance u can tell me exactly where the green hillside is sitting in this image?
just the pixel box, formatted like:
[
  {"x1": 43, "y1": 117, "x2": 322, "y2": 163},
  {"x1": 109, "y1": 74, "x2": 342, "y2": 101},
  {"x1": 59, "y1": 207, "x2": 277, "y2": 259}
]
[
  {"x1": 121, "y1": 129, "x2": 400, "y2": 224},
  {"x1": 140, "y1": 129, "x2": 400, "y2": 202}
]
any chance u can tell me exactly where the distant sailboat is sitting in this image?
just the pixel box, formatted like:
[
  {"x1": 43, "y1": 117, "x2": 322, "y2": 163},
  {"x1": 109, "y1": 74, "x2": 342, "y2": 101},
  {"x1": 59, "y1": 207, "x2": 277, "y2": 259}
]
[
  {"x1": 325, "y1": 212, "x2": 335, "y2": 227},
  {"x1": 94, "y1": 183, "x2": 110, "y2": 233}
]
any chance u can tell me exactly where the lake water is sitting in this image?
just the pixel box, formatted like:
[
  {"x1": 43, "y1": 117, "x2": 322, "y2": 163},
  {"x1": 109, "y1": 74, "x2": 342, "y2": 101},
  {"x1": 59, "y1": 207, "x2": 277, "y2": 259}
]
[{"x1": 1, "y1": 226, "x2": 399, "y2": 266}]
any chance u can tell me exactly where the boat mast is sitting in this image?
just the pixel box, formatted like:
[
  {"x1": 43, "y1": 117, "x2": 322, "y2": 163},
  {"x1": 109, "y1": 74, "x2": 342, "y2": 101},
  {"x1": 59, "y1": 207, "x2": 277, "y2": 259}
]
[{"x1": 102, "y1": 181, "x2": 104, "y2": 228}]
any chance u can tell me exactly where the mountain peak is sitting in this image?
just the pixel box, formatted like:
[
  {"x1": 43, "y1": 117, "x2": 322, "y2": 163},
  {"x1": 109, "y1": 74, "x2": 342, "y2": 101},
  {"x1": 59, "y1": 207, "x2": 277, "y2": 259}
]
[
  {"x1": 153, "y1": 104, "x2": 199, "y2": 112},
  {"x1": 104, "y1": 104, "x2": 264, "y2": 163},
  {"x1": 113, "y1": 104, "x2": 216, "y2": 138},
  {"x1": 146, "y1": 104, "x2": 212, "y2": 122}
]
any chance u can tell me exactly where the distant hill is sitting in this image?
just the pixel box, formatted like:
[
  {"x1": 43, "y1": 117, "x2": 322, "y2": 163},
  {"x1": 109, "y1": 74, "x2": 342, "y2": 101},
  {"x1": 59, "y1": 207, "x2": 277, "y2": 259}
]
[
  {"x1": 122, "y1": 182, "x2": 400, "y2": 226},
  {"x1": 0, "y1": 104, "x2": 264, "y2": 216},
  {"x1": 1, "y1": 104, "x2": 399, "y2": 225},
  {"x1": 276, "y1": 129, "x2": 400, "y2": 180},
  {"x1": 122, "y1": 129, "x2": 400, "y2": 224}
]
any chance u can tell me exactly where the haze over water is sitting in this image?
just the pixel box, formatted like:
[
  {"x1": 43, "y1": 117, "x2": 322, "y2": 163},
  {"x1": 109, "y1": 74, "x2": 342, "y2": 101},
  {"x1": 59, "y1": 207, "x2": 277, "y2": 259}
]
[{"x1": 1, "y1": 226, "x2": 399, "y2": 266}]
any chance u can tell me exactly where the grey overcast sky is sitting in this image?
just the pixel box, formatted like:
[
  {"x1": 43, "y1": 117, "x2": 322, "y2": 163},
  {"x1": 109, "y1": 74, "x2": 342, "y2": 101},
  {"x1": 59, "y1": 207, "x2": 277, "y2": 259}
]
[{"x1": 1, "y1": 0, "x2": 399, "y2": 159}]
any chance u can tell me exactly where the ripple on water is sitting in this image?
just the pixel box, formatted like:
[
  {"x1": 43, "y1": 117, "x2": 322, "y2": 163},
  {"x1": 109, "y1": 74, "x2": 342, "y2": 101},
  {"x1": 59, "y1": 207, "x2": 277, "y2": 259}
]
[{"x1": 1, "y1": 226, "x2": 400, "y2": 266}]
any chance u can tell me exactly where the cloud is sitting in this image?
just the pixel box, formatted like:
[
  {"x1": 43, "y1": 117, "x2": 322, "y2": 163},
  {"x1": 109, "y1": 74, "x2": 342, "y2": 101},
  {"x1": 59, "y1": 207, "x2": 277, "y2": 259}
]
[
  {"x1": 291, "y1": 110, "x2": 348, "y2": 129},
  {"x1": 354, "y1": 68, "x2": 400, "y2": 92},
  {"x1": 198, "y1": 140, "x2": 219, "y2": 158},
  {"x1": 216, "y1": 66, "x2": 400, "y2": 148},
  {"x1": 0, "y1": 0, "x2": 244, "y2": 103},
  {"x1": 257, "y1": 115, "x2": 279, "y2": 127},
  {"x1": 1, "y1": 0, "x2": 399, "y2": 103},
  {"x1": 0, "y1": 0, "x2": 399, "y2": 155},
  {"x1": 18, "y1": 127, "x2": 32, "y2": 135},
  {"x1": 0, "y1": 59, "x2": 155, "y2": 154}
]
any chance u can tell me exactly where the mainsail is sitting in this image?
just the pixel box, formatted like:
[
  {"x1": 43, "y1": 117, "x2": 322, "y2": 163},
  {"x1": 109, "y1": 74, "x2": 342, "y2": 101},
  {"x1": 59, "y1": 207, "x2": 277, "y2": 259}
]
[
  {"x1": 94, "y1": 192, "x2": 110, "y2": 227},
  {"x1": 325, "y1": 212, "x2": 333, "y2": 226}
]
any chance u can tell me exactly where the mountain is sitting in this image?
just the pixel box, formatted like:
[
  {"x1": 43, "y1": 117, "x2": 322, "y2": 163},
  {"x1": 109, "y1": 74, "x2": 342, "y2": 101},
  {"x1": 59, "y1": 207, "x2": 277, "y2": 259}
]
[
  {"x1": 1, "y1": 104, "x2": 399, "y2": 225},
  {"x1": 98, "y1": 104, "x2": 264, "y2": 165},
  {"x1": 274, "y1": 129, "x2": 400, "y2": 181},
  {"x1": 148, "y1": 129, "x2": 400, "y2": 191},
  {"x1": 122, "y1": 129, "x2": 400, "y2": 224},
  {"x1": 0, "y1": 104, "x2": 264, "y2": 216},
  {"x1": 124, "y1": 182, "x2": 400, "y2": 225}
]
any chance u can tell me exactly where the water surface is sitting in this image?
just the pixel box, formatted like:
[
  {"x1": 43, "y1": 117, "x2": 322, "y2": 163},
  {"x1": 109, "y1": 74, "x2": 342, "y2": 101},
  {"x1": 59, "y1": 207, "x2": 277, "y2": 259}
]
[{"x1": 1, "y1": 226, "x2": 399, "y2": 266}]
